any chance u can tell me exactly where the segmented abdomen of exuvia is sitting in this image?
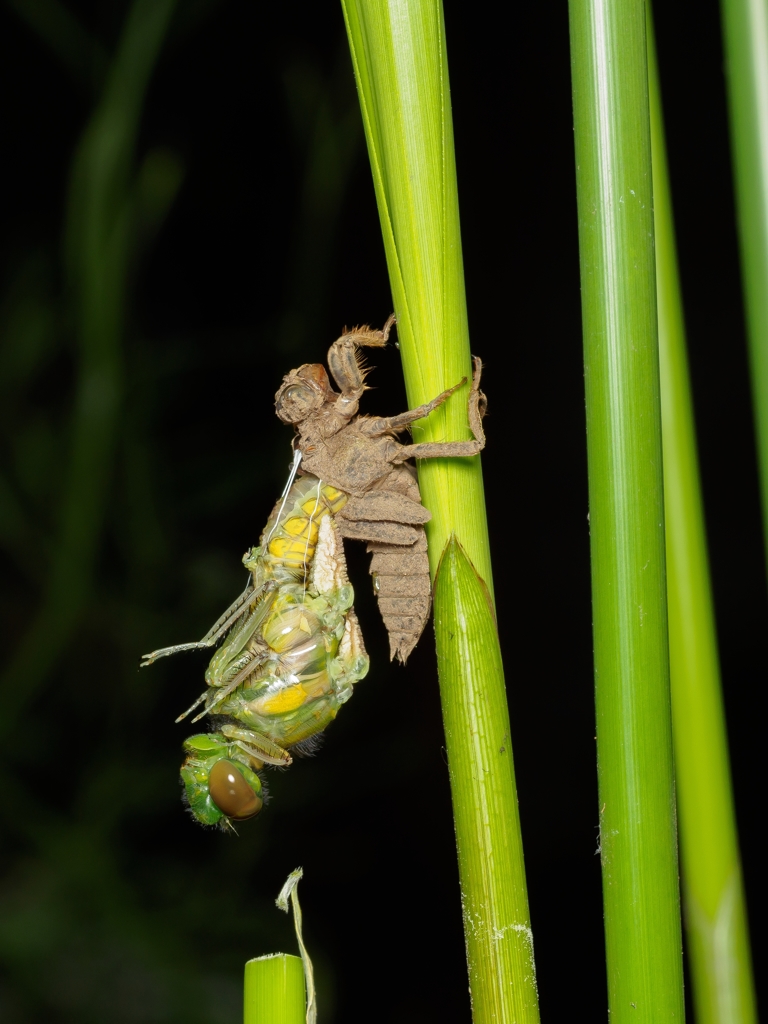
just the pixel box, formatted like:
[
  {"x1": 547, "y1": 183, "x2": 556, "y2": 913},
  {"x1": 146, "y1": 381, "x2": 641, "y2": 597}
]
[
  {"x1": 261, "y1": 474, "x2": 347, "y2": 576},
  {"x1": 367, "y1": 465, "x2": 432, "y2": 664}
]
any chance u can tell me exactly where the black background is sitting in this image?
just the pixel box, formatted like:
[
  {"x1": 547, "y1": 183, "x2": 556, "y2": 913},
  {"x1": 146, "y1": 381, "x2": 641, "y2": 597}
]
[{"x1": 0, "y1": 1, "x2": 764, "y2": 1021}]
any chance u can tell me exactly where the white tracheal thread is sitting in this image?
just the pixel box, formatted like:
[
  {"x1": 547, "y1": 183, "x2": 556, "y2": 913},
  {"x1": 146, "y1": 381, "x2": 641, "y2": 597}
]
[
  {"x1": 264, "y1": 449, "x2": 303, "y2": 548},
  {"x1": 302, "y1": 481, "x2": 323, "y2": 598}
]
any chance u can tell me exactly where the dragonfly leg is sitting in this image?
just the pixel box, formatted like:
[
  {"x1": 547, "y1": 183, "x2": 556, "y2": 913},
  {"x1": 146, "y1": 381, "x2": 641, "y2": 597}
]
[
  {"x1": 190, "y1": 643, "x2": 270, "y2": 723},
  {"x1": 363, "y1": 377, "x2": 466, "y2": 437},
  {"x1": 219, "y1": 723, "x2": 292, "y2": 767},
  {"x1": 325, "y1": 315, "x2": 395, "y2": 418},
  {"x1": 140, "y1": 578, "x2": 265, "y2": 667},
  {"x1": 197, "y1": 578, "x2": 259, "y2": 644},
  {"x1": 177, "y1": 654, "x2": 265, "y2": 725},
  {"x1": 175, "y1": 690, "x2": 208, "y2": 723},
  {"x1": 391, "y1": 356, "x2": 487, "y2": 463}
]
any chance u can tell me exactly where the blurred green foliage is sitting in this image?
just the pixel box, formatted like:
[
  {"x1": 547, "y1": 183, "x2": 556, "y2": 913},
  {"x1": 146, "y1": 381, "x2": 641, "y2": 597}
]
[{"x1": 0, "y1": 2, "x2": 410, "y2": 1021}]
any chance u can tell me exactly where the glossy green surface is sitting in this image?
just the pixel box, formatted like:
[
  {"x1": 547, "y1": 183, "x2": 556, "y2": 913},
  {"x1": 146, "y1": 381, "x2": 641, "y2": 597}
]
[
  {"x1": 243, "y1": 955, "x2": 305, "y2": 1024},
  {"x1": 340, "y1": 2, "x2": 538, "y2": 1020},
  {"x1": 721, "y1": 0, "x2": 768, "y2": 569},
  {"x1": 648, "y1": 18, "x2": 758, "y2": 1024},
  {"x1": 568, "y1": 0, "x2": 685, "y2": 1019}
]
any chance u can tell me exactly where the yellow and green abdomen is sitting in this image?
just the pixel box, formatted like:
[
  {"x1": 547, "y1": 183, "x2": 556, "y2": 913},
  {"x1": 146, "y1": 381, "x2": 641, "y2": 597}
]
[{"x1": 262, "y1": 478, "x2": 347, "y2": 570}]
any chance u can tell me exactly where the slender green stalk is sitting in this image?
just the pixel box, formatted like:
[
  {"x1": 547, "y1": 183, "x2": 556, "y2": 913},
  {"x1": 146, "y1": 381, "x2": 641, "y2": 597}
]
[
  {"x1": 340, "y1": 2, "x2": 539, "y2": 1020},
  {"x1": 568, "y1": 2, "x2": 685, "y2": 1020},
  {"x1": 721, "y1": 0, "x2": 768, "y2": 569},
  {"x1": 244, "y1": 955, "x2": 305, "y2": 1024},
  {"x1": 648, "y1": 19, "x2": 758, "y2": 1024},
  {"x1": 276, "y1": 869, "x2": 316, "y2": 1024}
]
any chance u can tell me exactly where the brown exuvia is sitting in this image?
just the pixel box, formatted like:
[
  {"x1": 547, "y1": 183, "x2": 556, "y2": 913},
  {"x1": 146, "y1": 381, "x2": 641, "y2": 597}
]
[{"x1": 275, "y1": 316, "x2": 487, "y2": 662}]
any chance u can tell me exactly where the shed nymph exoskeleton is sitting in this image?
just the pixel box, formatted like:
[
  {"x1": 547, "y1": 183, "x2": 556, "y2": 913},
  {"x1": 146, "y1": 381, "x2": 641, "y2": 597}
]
[{"x1": 275, "y1": 315, "x2": 486, "y2": 662}]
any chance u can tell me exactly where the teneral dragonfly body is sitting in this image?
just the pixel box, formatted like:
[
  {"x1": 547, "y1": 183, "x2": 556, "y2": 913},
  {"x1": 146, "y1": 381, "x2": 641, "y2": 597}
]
[{"x1": 143, "y1": 473, "x2": 368, "y2": 830}]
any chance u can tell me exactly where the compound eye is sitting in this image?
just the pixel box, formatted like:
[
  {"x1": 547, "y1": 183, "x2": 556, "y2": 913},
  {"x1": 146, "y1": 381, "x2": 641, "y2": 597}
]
[
  {"x1": 276, "y1": 384, "x2": 315, "y2": 423},
  {"x1": 284, "y1": 385, "x2": 309, "y2": 404},
  {"x1": 209, "y1": 759, "x2": 262, "y2": 820}
]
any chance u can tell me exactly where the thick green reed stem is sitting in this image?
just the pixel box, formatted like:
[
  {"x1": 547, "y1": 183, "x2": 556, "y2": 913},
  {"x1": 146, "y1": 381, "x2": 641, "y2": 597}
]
[
  {"x1": 568, "y1": 1, "x2": 686, "y2": 1021},
  {"x1": 433, "y1": 538, "x2": 537, "y2": 1022},
  {"x1": 244, "y1": 955, "x2": 305, "y2": 1024},
  {"x1": 648, "y1": 18, "x2": 758, "y2": 1024},
  {"x1": 721, "y1": 0, "x2": 768, "y2": 570},
  {"x1": 340, "y1": 2, "x2": 539, "y2": 1021}
]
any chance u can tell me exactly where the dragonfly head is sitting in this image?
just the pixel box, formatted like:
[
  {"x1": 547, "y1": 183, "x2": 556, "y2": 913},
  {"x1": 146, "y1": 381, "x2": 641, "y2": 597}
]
[
  {"x1": 181, "y1": 734, "x2": 264, "y2": 828},
  {"x1": 275, "y1": 364, "x2": 333, "y2": 424}
]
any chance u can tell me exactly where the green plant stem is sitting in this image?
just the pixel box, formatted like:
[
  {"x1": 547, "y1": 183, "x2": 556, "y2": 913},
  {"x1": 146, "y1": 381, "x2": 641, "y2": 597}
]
[
  {"x1": 433, "y1": 538, "x2": 537, "y2": 1022},
  {"x1": 244, "y1": 955, "x2": 305, "y2": 1024},
  {"x1": 340, "y1": 2, "x2": 539, "y2": 1020},
  {"x1": 648, "y1": 17, "x2": 758, "y2": 1024},
  {"x1": 568, "y1": 1, "x2": 685, "y2": 1020},
  {"x1": 340, "y1": 0, "x2": 490, "y2": 584},
  {"x1": 721, "y1": 0, "x2": 768, "y2": 571}
]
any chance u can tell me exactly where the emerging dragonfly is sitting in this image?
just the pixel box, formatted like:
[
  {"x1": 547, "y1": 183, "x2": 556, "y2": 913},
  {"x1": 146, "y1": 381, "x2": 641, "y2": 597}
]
[{"x1": 142, "y1": 317, "x2": 485, "y2": 830}]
